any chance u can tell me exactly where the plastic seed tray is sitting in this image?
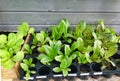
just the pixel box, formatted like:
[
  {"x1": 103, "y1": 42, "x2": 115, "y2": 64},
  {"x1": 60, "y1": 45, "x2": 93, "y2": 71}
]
[{"x1": 20, "y1": 48, "x2": 120, "y2": 80}]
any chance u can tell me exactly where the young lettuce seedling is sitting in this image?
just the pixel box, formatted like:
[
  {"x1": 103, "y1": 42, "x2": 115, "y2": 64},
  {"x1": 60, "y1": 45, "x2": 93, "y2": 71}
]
[
  {"x1": 51, "y1": 19, "x2": 70, "y2": 40},
  {"x1": 53, "y1": 45, "x2": 76, "y2": 76},
  {"x1": 20, "y1": 58, "x2": 36, "y2": 81},
  {"x1": 0, "y1": 22, "x2": 33, "y2": 69},
  {"x1": 37, "y1": 40, "x2": 62, "y2": 65}
]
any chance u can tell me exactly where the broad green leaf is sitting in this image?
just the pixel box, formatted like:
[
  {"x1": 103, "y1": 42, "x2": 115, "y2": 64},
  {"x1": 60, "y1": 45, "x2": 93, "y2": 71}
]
[
  {"x1": 99, "y1": 20, "x2": 105, "y2": 30},
  {"x1": 62, "y1": 68, "x2": 70, "y2": 76},
  {"x1": 92, "y1": 32, "x2": 97, "y2": 40},
  {"x1": 67, "y1": 58, "x2": 73, "y2": 67},
  {"x1": 43, "y1": 45, "x2": 53, "y2": 56},
  {"x1": 70, "y1": 54, "x2": 76, "y2": 60},
  {"x1": 24, "y1": 44, "x2": 32, "y2": 54},
  {"x1": 55, "y1": 55, "x2": 64, "y2": 62},
  {"x1": 85, "y1": 52, "x2": 92, "y2": 63},
  {"x1": 26, "y1": 72, "x2": 30, "y2": 81},
  {"x1": 37, "y1": 54, "x2": 46, "y2": 60},
  {"x1": 36, "y1": 33, "x2": 44, "y2": 43},
  {"x1": 30, "y1": 71, "x2": 36, "y2": 74},
  {"x1": 37, "y1": 46, "x2": 45, "y2": 53},
  {"x1": 30, "y1": 64, "x2": 35, "y2": 67},
  {"x1": 12, "y1": 51, "x2": 24, "y2": 62},
  {"x1": 29, "y1": 58, "x2": 33, "y2": 64},
  {"x1": 54, "y1": 41, "x2": 62, "y2": 52},
  {"x1": 28, "y1": 28, "x2": 35, "y2": 34},
  {"x1": 0, "y1": 49, "x2": 11, "y2": 58},
  {"x1": 2, "y1": 59, "x2": 15, "y2": 69},
  {"x1": 53, "y1": 67, "x2": 61, "y2": 72},
  {"x1": 16, "y1": 39, "x2": 24, "y2": 46},
  {"x1": 91, "y1": 40, "x2": 102, "y2": 59},
  {"x1": 41, "y1": 56, "x2": 52, "y2": 65},
  {"x1": 18, "y1": 22, "x2": 29, "y2": 36},
  {"x1": 23, "y1": 59, "x2": 29, "y2": 65},
  {"x1": 20, "y1": 63, "x2": 28, "y2": 71},
  {"x1": 71, "y1": 41, "x2": 79, "y2": 51},
  {"x1": 65, "y1": 45, "x2": 71, "y2": 56},
  {"x1": 74, "y1": 20, "x2": 86, "y2": 37},
  {"x1": 0, "y1": 34, "x2": 7, "y2": 44},
  {"x1": 60, "y1": 59, "x2": 67, "y2": 69},
  {"x1": 105, "y1": 45, "x2": 118, "y2": 58}
]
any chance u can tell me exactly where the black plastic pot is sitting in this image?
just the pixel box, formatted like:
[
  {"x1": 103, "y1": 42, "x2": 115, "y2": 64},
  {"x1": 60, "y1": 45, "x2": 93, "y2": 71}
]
[{"x1": 20, "y1": 49, "x2": 120, "y2": 80}]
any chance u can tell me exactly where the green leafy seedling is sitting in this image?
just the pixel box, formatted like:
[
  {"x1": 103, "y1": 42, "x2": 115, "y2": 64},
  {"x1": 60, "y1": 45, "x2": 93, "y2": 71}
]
[
  {"x1": 20, "y1": 58, "x2": 36, "y2": 81},
  {"x1": 54, "y1": 45, "x2": 76, "y2": 76},
  {"x1": 37, "y1": 40, "x2": 62, "y2": 65}
]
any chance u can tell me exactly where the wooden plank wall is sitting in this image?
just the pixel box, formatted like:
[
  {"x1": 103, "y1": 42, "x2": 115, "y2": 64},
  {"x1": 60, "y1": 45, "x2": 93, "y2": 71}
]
[{"x1": 0, "y1": 0, "x2": 120, "y2": 33}]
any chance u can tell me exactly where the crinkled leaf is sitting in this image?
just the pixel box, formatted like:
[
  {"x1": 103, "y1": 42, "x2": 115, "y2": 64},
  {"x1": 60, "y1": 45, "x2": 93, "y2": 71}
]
[
  {"x1": 74, "y1": 20, "x2": 86, "y2": 37},
  {"x1": 0, "y1": 34, "x2": 7, "y2": 44},
  {"x1": 36, "y1": 33, "x2": 44, "y2": 43},
  {"x1": 0, "y1": 49, "x2": 11, "y2": 58},
  {"x1": 2, "y1": 59, "x2": 15, "y2": 69},
  {"x1": 28, "y1": 28, "x2": 35, "y2": 34},
  {"x1": 12, "y1": 51, "x2": 24, "y2": 62},
  {"x1": 18, "y1": 22, "x2": 29, "y2": 36},
  {"x1": 99, "y1": 20, "x2": 105, "y2": 30},
  {"x1": 106, "y1": 44, "x2": 118, "y2": 58},
  {"x1": 85, "y1": 52, "x2": 92, "y2": 63}
]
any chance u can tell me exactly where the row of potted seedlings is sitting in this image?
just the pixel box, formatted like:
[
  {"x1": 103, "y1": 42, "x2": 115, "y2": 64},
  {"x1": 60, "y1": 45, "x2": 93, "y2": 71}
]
[{"x1": 1, "y1": 19, "x2": 120, "y2": 80}]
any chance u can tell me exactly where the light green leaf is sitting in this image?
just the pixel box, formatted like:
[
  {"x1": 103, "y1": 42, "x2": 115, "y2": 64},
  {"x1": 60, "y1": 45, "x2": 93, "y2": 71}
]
[
  {"x1": 41, "y1": 57, "x2": 51, "y2": 65},
  {"x1": 12, "y1": 51, "x2": 24, "y2": 62},
  {"x1": 60, "y1": 59, "x2": 67, "y2": 69},
  {"x1": 0, "y1": 49, "x2": 11, "y2": 58},
  {"x1": 43, "y1": 45, "x2": 53, "y2": 56},
  {"x1": 55, "y1": 55, "x2": 64, "y2": 62},
  {"x1": 2, "y1": 59, "x2": 15, "y2": 69},
  {"x1": 28, "y1": 28, "x2": 35, "y2": 34},
  {"x1": 30, "y1": 71, "x2": 36, "y2": 74},
  {"x1": 20, "y1": 63, "x2": 28, "y2": 71},
  {"x1": 99, "y1": 20, "x2": 105, "y2": 30},
  {"x1": 36, "y1": 33, "x2": 44, "y2": 43},
  {"x1": 53, "y1": 67, "x2": 61, "y2": 72},
  {"x1": 23, "y1": 59, "x2": 29, "y2": 65},
  {"x1": 26, "y1": 72, "x2": 30, "y2": 81},
  {"x1": 37, "y1": 54, "x2": 46, "y2": 60},
  {"x1": 0, "y1": 34, "x2": 7, "y2": 44},
  {"x1": 85, "y1": 52, "x2": 92, "y2": 63},
  {"x1": 62, "y1": 68, "x2": 70, "y2": 76},
  {"x1": 106, "y1": 45, "x2": 118, "y2": 58},
  {"x1": 65, "y1": 45, "x2": 71, "y2": 56}
]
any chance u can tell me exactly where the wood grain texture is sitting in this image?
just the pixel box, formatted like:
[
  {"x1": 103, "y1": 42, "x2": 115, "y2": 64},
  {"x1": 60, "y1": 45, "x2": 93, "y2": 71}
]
[{"x1": 0, "y1": 0, "x2": 120, "y2": 12}]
